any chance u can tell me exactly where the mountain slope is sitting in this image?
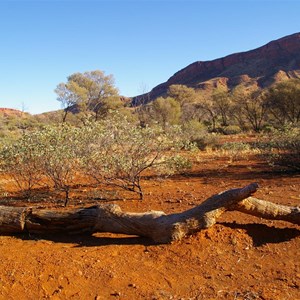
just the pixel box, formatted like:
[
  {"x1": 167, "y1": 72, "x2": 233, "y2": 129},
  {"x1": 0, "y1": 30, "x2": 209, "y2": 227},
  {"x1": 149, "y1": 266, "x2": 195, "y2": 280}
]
[
  {"x1": 133, "y1": 32, "x2": 300, "y2": 104},
  {"x1": 0, "y1": 108, "x2": 26, "y2": 116}
]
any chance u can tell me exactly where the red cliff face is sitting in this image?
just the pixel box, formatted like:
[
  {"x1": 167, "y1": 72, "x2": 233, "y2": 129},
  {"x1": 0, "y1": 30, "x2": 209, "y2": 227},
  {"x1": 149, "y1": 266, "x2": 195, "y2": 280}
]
[{"x1": 133, "y1": 32, "x2": 300, "y2": 104}]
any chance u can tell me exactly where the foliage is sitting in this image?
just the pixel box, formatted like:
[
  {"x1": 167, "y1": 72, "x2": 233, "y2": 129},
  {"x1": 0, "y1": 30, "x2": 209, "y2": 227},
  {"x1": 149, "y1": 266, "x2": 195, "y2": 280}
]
[
  {"x1": 265, "y1": 79, "x2": 300, "y2": 125},
  {"x1": 263, "y1": 126, "x2": 300, "y2": 170},
  {"x1": 222, "y1": 125, "x2": 242, "y2": 135},
  {"x1": 79, "y1": 114, "x2": 191, "y2": 199},
  {"x1": 168, "y1": 84, "x2": 200, "y2": 123},
  {"x1": 230, "y1": 88, "x2": 268, "y2": 132},
  {"x1": 0, "y1": 113, "x2": 40, "y2": 140},
  {"x1": 0, "y1": 114, "x2": 192, "y2": 203},
  {"x1": 55, "y1": 81, "x2": 88, "y2": 122},
  {"x1": 147, "y1": 97, "x2": 181, "y2": 128},
  {"x1": 0, "y1": 125, "x2": 82, "y2": 204},
  {"x1": 0, "y1": 132, "x2": 46, "y2": 196},
  {"x1": 36, "y1": 125, "x2": 82, "y2": 206},
  {"x1": 55, "y1": 70, "x2": 121, "y2": 122},
  {"x1": 180, "y1": 120, "x2": 219, "y2": 150},
  {"x1": 220, "y1": 142, "x2": 252, "y2": 162},
  {"x1": 168, "y1": 84, "x2": 198, "y2": 107},
  {"x1": 212, "y1": 90, "x2": 232, "y2": 127}
]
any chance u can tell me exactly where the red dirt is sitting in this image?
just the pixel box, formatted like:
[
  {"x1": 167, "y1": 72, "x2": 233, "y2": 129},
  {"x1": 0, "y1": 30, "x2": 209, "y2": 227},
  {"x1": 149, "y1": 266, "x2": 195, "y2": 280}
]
[{"x1": 0, "y1": 154, "x2": 299, "y2": 300}]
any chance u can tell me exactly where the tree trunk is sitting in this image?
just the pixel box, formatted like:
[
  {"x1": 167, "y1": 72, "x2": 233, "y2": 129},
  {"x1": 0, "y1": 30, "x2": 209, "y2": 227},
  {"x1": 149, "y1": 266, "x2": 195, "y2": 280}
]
[{"x1": 0, "y1": 183, "x2": 299, "y2": 243}]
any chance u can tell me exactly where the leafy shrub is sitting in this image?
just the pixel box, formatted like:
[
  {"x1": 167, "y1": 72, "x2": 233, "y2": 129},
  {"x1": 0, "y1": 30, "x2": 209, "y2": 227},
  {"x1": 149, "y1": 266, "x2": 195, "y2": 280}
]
[
  {"x1": 0, "y1": 125, "x2": 82, "y2": 204},
  {"x1": 0, "y1": 132, "x2": 46, "y2": 196},
  {"x1": 79, "y1": 114, "x2": 192, "y2": 199},
  {"x1": 222, "y1": 125, "x2": 242, "y2": 135},
  {"x1": 181, "y1": 120, "x2": 219, "y2": 150},
  {"x1": 0, "y1": 114, "x2": 193, "y2": 203},
  {"x1": 220, "y1": 142, "x2": 251, "y2": 161},
  {"x1": 264, "y1": 127, "x2": 300, "y2": 170},
  {"x1": 36, "y1": 125, "x2": 82, "y2": 205}
]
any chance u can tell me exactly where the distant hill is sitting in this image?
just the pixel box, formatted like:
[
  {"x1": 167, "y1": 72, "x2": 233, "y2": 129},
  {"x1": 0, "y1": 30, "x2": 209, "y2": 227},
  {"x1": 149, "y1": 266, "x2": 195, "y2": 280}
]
[
  {"x1": 133, "y1": 32, "x2": 300, "y2": 104},
  {"x1": 0, "y1": 108, "x2": 27, "y2": 116}
]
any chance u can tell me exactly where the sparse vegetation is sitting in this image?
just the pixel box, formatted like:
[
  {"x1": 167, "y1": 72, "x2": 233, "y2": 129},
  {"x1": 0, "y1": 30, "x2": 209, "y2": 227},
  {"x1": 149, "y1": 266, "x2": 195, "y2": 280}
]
[
  {"x1": 1, "y1": 72, "x2": 300, "y2": 206},
  {"x1": 263, "y1": 126, "x2": 300, "y2": 170},
  {"x1": 0, "y1": 113, "x2": 193, "y2": 204},
  {"x1": 0, "y1": 131, "x2": 45, "y2": 196},
  {"x1": 78, "y1": 114, "x2": 192, "y2": 200},
  {"x1": 220, "y1": 142, "x2": 252, "y2": 162}
]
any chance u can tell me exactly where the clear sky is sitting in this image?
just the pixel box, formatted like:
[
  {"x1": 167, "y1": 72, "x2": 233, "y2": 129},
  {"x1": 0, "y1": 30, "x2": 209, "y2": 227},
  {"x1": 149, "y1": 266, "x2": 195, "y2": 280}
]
[{"x1": 0, "y1": 0, "x2": 299, "y2": 114}]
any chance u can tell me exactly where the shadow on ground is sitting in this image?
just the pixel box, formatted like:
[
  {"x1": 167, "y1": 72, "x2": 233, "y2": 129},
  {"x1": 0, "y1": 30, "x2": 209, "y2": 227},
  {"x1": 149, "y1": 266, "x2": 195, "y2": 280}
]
[
  {"x1": 220, "y1": 222, "x2": 300, "y2": 247},
  {"x1": 14, "y1": 232, "x2": 156, "y2": 248},
  {"x1": 10, "y1": 222, "x2": 300, "y2": 248}
]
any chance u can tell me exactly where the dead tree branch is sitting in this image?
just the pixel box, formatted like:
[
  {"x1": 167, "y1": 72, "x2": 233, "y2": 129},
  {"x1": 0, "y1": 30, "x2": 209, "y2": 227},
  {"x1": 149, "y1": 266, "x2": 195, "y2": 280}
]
[{"x1": 0, "y1": 183, "x2": 299, "y2": 243}]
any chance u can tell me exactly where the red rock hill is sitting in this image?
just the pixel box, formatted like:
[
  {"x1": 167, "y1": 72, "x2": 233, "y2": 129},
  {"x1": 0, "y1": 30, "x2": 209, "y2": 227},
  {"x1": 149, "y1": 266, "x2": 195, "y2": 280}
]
[
  {"x1": 0, "y1": 108, "x2": 26, "y2": 116},
  {"x1": 133, "y1": 32, "x2": 300, "y2": 104}
]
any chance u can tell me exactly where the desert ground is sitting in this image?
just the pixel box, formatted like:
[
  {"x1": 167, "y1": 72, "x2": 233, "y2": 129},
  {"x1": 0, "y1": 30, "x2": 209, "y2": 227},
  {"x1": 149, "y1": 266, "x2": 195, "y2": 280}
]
[{"x1": 0, "y1": 153, "x2": 299, "y2": 300}]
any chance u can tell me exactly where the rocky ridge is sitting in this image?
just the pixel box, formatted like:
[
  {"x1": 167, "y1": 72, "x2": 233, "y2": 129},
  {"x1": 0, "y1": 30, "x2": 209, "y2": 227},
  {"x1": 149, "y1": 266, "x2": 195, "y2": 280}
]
[{"x1": 133, "y1": 32, "x2": 300, "y2": 104}]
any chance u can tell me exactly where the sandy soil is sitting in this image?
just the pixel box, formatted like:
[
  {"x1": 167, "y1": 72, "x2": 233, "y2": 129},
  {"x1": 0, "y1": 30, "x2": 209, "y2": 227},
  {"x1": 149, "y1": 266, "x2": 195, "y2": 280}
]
[{"x1": 0, "y1": 154, "x2": 299, "y2": 300}]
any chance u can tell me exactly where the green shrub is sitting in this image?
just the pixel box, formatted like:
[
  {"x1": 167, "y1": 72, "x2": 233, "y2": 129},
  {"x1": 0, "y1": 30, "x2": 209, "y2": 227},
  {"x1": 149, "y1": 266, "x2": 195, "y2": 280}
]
[
  {"x1": 79, "y1": 114, "x2": 192, "y2": 199},
  {"x1": 36, "y1": 124, "x2": 82, "y2": 205},
  {"x1": 264, "y1": 127, "x2": 300, "y2": 170},
  {"x1": 0, "y1": 113, "x2": 194, "y2": 203},
  {"x1": 222, "y1": 125, "x2": 242, "y2": 135},
  {"x1": 220, "y1": 142, "x2": 251, "y2": 161},
  {"x1": 0, "y1": 132, "x2": 46, "y2": 196},
  {"x1": 0, "y1": 124, "x2": 82, "y2": 204},
  {"x1": 181, "y1": 120, "x2": 219, "y2": 150}
]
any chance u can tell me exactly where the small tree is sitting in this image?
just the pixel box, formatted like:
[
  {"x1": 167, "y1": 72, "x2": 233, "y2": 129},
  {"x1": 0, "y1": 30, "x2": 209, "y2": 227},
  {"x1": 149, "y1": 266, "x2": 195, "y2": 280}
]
[
  {"x1": 197, "y1": 97, "x2": 219, "y2": 132},
  {"x1": 265, "y1": 79, "x2": 300, "y2": 126},
  {"x1": 37, "y1": 125, "x2": 82, "y2": 206},
  {"x1": 0, "y1": 132, "x2": 45, "y2": 197},
  {"x1": 168, "y1": 84, "x2": 197, "y2": 108},
  {"x1": 212, "y1": 90, "x2": 232, "y2": 127},
  {"x1": 55, "y1": 70, "x2": 121, "y2": 122},
  {"x1": 231, "y1": 87, "x2": 268, "y2": 132},
  {"x1": 80, "y1": 114, "x2": 191, "y2": 199},
  {"x1": 168, "y1": 84, "x2": 198, "y2": 123},
  {"x1": 55, "y1": 81, "x2": 88, "y2": 123},
  {"x1": 264, "y1": 126, "x2": 300, "y2": 170},
  {"x1": 149, "y1": 97, "x2": 181, "y2": 129}
]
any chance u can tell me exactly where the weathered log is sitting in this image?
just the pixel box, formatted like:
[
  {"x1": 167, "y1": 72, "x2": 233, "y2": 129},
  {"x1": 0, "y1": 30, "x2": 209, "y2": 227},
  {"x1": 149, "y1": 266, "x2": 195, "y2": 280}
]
[
  {"x1": 234, "y1": 197, "x2": 300, "y2": 224},
  {"x1": 0, "y1": 183, "x2": 299, "y2": 243},
  {"x1": 0, "y1": 206, "x2": 29, "y2": 233}
]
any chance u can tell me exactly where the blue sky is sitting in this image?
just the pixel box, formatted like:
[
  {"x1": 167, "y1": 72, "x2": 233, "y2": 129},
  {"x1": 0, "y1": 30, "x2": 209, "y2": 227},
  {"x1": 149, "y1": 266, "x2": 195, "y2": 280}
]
[{"x1": 0, "y1": 0, "x2": 299, "y2": 114}]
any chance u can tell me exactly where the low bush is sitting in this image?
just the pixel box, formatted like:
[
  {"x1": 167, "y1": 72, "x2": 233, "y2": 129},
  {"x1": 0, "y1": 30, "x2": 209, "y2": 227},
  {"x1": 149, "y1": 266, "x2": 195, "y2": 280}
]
[
  {"x1": 0, "y1": 114, "x2": 193, "y2": 203},
  {"x1": 0, "y1": 131, "x2": 46, "y2": 196},
  {"x1": 222, "y1": 125, "x2": 242, "y2": 135},
  {"x1": 0, "y1": 125, "x2": 81, "y2": 204},
  {"x1": 220, "y1": 142, "x2": 251, "y2": 162},
  {"x1": 181, "y1": 120, "x2": 219, "y2": 150},
  {"x1": 79, "y1": 114, "x2": 192, "y2": 199},
  {"x1": 264, "y1": 126, "x2": 300, "y2": 170}
]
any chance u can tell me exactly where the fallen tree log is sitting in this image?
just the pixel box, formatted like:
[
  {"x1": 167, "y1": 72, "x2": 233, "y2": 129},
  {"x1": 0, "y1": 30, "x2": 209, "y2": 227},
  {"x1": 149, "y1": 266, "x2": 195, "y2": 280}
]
[{"x1": 0, "y1": 183, "x2": 299, "y2": 243}]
